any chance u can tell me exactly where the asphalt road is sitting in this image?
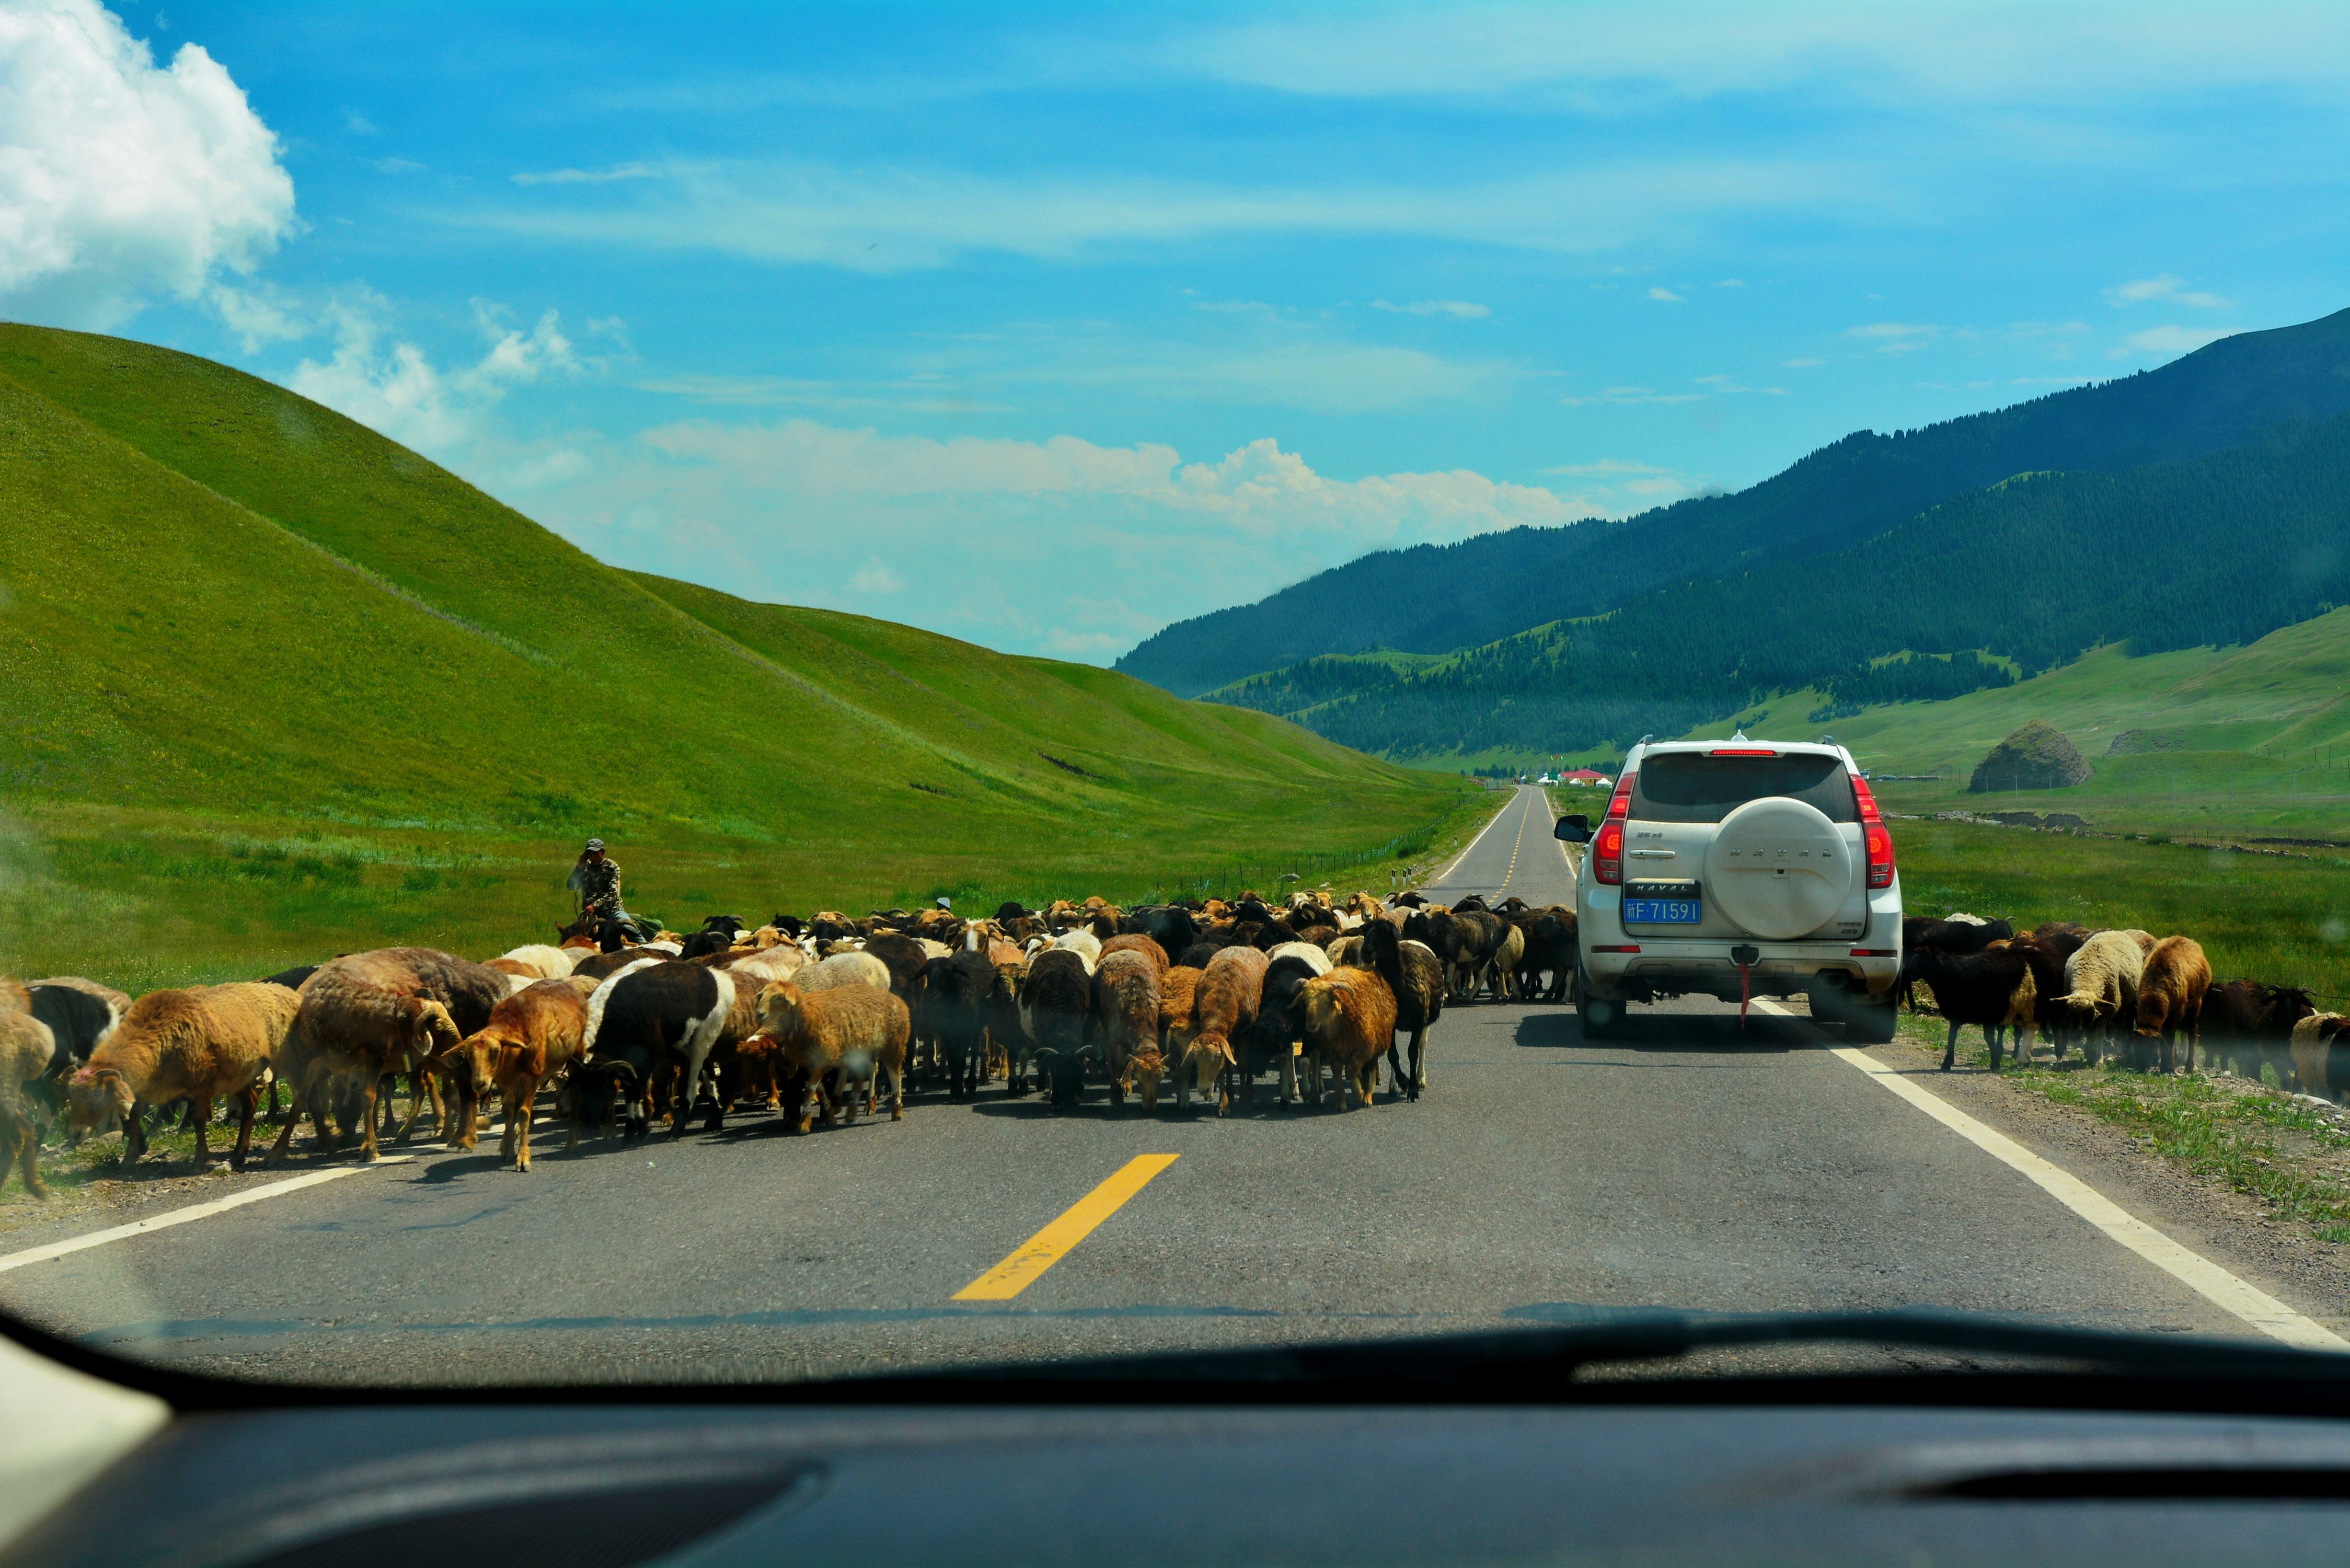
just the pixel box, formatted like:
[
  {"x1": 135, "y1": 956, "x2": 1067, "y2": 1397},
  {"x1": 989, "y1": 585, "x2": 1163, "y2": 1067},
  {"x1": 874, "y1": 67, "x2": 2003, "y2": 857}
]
[{"x1": 0, "y1": 786, "x2": 2293, "y2": 1385}]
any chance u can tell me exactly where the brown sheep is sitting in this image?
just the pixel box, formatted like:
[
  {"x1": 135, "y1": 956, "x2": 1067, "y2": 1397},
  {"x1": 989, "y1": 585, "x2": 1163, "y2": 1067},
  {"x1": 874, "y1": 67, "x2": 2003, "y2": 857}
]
[
  {"x1": 263, "y1": 948, "x2": 505, "y2": 1166},
  {"x1": 1159, "y1": 965, "x2": 1203, "y2": 1068},
  {"x1": 2291, "y1": 1014, "x2": 2350, "y2": 1102},
  {"x1": 1094, "y1": 950, "x2": 1164, "y2": 1111},
  {"x1": 1, "y1": 1010, "x2": 57, "y2": 1197},
  {"x1": 0, "y1": 975, "x2": 30, "y2": 1013},
  {"x1": 452, "y1": 976, "x2": 598, "y2": 1170},
  {"x1": 67, "y1": 983, "x2": 300, "y2": 1171},
  {"x1": 1299, "y1": 967, "x2": 1400, "y2": 1110},
  {"x1": 756, "y1": 981, "x2": 911, "y2": 1130},
  {"x1": 2133, "y1": 936, "x2": 2211, "y2": 1074},
  {"x1": 1099, "y1": 933, "x2": 1170, "y2": 974},
  {"x1": 1184, "y1": 944, "x2": 1269, "y2": 1113}
]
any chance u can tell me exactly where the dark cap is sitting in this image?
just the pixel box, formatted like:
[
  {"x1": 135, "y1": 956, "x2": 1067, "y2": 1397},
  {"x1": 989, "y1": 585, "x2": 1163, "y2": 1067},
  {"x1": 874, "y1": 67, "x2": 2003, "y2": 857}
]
[{"x1": 585, "y1": 838, "x2": 605, "y2": 852}]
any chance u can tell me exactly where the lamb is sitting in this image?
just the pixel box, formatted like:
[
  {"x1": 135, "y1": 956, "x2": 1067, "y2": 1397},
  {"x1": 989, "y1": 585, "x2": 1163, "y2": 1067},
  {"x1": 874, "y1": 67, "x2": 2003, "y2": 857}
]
[
  {"x1": 68, "y1": 983, "x2": 301, "y2": 1171},
  {"x1": 452, "y1": 976, "x2": 597, "y2": 1170},
  {"x1": 1361, "y1": 920, "x2": 1445, "y2": 1100},
  {"x1": 2133, "y1": 936, "x2": 2211, "y2": 1075},
  {"x1": 1095, "y1": 950, "x2": 1164, "y2": 1110},
  {"x1": 2054, "y1": 930, "x2": 2148, "y2": 1066},
  {"x1": 2199, "y1": 981, "x2": 2316, "y2": 1087},
  {"x1": 1906, "y1": 947, "x2": 2036, "y2": 1071},
  {"x1": 2290, "y1": 1014, "x2": 2350, "y2": 1102},
  {"x1": 1299, "y1": 967, "x2": 1400, "y2": 1110},
  {"x1": 1183, "y1": 944, "x2": 1269, "y2": 1113},
  {"x1": 756, "y1": 981, "x2": 911, "y2": 1129},
  {"x1": 1020, "y1": 948, "x2": 1095, "y2": 1108},
  {"x1": 263, "y1": 949, "x2": 504, "y2": 1165},
  {"x1": 1, "y1": 1010, "x2": 57, "y2": 1197}
]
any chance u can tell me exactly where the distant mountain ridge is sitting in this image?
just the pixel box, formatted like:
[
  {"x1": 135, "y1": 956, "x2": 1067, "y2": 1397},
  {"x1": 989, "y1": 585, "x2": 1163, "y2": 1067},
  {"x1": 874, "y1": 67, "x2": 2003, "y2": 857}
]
[
  {"x1": 1205, "y1": 413, "x2": 2350, "y2": 760},
  {"x1": 1117, "y1": 306, "x2": 2350, "y2": 699}
]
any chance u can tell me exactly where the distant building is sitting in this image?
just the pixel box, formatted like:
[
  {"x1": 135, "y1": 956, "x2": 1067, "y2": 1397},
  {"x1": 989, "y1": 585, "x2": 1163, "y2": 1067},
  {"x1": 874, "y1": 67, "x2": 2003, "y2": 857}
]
[{"x1": 1559, "y1": 768, "x2": 1609, "y2": 786}]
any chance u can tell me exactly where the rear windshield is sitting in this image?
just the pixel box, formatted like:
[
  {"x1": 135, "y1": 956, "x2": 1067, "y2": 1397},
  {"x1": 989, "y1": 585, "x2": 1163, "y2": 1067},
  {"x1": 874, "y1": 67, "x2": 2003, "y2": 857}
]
[{"x1": 1628, "y1": 752, "x2": 1856, "y2": 824}]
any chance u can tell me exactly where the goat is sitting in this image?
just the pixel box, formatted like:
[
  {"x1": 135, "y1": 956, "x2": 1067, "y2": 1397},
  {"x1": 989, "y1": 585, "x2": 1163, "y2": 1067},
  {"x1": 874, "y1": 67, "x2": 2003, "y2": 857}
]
[
  {"x1": 2133, "y1": 936, "x2": 2211, "y2": 1074},
  {"x1": 72, "y1": 983, "x2": 301, "y2": 1171}
]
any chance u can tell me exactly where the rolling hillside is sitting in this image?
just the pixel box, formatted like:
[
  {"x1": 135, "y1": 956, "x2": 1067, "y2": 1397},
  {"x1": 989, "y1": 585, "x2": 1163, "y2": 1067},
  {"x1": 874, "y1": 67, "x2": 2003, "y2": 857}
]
[
  {"x1": 0, "y1": 325, "x2": 1472, "y2": 983},
  {"x1": 1122, "y1": 305, "x2": 2350, "y2": 700}
]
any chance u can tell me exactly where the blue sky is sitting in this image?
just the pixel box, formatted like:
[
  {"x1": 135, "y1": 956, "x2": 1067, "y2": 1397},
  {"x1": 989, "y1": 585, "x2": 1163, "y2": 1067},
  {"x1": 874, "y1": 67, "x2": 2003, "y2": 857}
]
[{"x1": 5, "y1": 2, "x2": 2347, "y2": 661}]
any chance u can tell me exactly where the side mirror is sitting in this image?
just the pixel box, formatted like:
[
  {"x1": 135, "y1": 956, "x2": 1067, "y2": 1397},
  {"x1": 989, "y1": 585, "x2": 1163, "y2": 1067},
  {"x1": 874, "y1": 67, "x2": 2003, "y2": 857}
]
[{"x1": 1554, "y1": 814, "x2": 1592, "y2": 844}]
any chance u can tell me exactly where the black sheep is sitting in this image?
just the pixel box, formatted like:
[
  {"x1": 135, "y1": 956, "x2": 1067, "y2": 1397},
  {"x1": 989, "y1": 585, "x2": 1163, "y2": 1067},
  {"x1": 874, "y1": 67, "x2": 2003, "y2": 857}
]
[
  {"x1": 1361, "y1": 920, "x2": 1444, "y2": 1100},
  {"x1": 1907, "y1": 947, "x2": 2035, "y2": 1071},
  {"x1": 2200, "y1": 981, "x2": 2317, "y2": 1085},
  {"x1": 1021, "y1": 949, "x2": 1095, "y2": 1109}
]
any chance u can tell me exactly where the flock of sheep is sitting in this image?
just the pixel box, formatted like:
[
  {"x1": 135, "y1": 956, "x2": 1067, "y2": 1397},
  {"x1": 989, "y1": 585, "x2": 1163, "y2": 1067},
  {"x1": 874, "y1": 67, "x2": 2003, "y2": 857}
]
[
  {"x1": 0, "y1": 888, "x2": 1577, "y2": 1195},
  {"x1": 1898, "y1": 913, "x2": 2350, "y2": 1087}
]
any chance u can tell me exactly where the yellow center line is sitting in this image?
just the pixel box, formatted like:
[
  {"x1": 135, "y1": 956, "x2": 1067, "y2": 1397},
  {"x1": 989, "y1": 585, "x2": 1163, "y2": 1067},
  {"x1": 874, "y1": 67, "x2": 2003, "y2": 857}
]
[{"x1": 951, "y1": 1153, "x2": 1180, "y2": 1301}]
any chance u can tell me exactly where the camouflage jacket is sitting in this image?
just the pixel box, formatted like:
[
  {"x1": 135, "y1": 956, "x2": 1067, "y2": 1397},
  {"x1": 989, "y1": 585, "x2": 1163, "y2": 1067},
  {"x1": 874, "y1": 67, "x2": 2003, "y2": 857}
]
[{"x1": 575, "y1": 857, "x2": 623, "y2": 913}]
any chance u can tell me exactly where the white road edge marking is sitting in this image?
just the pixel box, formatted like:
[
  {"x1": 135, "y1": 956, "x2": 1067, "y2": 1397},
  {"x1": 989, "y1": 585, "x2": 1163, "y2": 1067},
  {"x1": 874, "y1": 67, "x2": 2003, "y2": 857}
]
[
  {"x1": 0, "y1": 1158, "x2": 416, "y2": 1276},
  {"x1": 1750, "y1": 1001, "x2": 2347, "y2": 1351},
  {"x1": 1430, "y1": 783, "x2": 1534, "y2": 886}
]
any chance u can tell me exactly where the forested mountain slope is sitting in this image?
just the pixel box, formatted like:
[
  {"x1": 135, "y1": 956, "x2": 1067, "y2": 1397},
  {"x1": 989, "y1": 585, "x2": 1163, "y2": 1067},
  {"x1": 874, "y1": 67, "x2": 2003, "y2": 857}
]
[
  {"x1": 1120, "y1": 306, "x2": 2350, "y2": 698},
  {"x1": 1207, "y1": 414, "x2": 2350, "y2": 758}
]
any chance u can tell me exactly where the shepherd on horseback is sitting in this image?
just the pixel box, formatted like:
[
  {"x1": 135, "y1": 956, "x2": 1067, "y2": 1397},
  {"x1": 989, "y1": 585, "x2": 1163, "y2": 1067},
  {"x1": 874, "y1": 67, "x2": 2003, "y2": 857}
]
[{"x1": 563, "y1": 839, "x2": 641, "y2": 944}]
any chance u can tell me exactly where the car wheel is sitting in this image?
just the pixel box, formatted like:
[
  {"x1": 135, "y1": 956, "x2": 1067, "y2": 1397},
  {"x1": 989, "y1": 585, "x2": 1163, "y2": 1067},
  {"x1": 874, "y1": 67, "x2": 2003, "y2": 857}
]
[
  {"x1": 1577, "y1": 971, "x2": 1627, "y2": 1039},
  {"x1": 1843, "y1": 997, "x2": 1898, "y2": 1044}
]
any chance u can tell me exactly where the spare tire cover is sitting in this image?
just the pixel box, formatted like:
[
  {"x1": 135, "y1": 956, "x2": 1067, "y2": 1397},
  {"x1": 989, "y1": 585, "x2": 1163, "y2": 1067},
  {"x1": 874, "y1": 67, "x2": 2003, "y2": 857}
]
[{"x1": 1701, "y1": 796, "x2": 1854, "y2": 940}]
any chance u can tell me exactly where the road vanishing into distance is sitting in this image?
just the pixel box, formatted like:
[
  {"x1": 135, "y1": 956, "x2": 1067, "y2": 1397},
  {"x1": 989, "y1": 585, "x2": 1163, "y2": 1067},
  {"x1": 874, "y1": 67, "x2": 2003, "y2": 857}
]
[{"x1": 1, "y1": 785, "x2": 2330, "y2": 1385}]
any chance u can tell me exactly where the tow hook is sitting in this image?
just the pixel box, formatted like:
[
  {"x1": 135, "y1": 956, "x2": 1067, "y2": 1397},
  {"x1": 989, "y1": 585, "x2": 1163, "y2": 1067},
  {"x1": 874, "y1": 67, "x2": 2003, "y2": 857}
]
[{"x1": 1731, "y1": 944, "x2": 1761, "y2": 1028}]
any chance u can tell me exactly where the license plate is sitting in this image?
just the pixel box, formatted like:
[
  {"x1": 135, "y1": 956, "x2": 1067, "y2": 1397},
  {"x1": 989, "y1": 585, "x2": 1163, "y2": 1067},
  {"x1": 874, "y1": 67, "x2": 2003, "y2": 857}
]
[{"x1": 1622, "y1": 897, "x2": 1701, "y2": 925}]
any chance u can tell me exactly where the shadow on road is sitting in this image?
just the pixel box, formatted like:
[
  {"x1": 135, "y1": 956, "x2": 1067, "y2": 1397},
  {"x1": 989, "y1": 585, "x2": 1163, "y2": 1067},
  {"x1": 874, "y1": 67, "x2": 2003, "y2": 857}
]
[{"x1": 1513, "y1": 1010, "x2": 1823, "y2": 1056}]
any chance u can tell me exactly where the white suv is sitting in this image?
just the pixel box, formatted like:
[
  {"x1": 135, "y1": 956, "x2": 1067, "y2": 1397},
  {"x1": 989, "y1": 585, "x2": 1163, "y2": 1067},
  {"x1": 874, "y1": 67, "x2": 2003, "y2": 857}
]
[{"x1": 1555, "y1": 737, "x2": 1903, "y2": 1040}]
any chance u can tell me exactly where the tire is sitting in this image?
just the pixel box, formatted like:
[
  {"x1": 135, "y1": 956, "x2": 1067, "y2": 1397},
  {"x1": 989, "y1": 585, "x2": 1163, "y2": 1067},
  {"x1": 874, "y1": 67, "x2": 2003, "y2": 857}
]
[
  {"x1": 1577, "y1": 970, "x2": 1627, "y2": 1040},
  {"x1": 1843, "y1": 997, "x2": 1898, "y2": 1044}
]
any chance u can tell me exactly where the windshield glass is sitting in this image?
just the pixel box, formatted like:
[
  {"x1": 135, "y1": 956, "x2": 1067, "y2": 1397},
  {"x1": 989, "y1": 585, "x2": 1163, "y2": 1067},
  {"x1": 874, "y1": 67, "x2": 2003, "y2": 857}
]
[
  {"x1": 4, "y1": 2, "x2": 2347, "y2": 1399},
  {"x1": 1629, "y1": 753, "x2": 1858, "y2": 824}
]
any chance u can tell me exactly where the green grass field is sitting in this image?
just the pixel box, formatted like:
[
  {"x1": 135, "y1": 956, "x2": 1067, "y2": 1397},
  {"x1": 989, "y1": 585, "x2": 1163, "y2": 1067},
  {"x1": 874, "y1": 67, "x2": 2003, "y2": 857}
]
[{"x1": 0, "y1": 324, "x2": 1474, "y2": 989}]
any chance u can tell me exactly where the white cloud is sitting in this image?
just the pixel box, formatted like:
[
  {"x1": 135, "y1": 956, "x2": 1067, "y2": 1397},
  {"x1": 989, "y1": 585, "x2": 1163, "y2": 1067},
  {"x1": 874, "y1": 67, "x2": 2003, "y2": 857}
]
[
  {"x1": 373, "y1": 156, "x2": 428, "y2": 175},
  {"x1": 1159, "y1": 6, "x2": 2350, "y2": 102},
  {"x1": 444, "y1": 156, "x2": 1862, "y2": 273},
  {"x1": 284, "y1": 292, "x2": 591, "y2": 455},
  {"x1": 509, "y1": 422, "x2": 1604, "y2": 661},
  {"x1": 1370, "y1": 298, "x2": 1490, "y2": 318},
  {"x1": 343, "y1": 108, "x2": 377, "y2": 134},
  {"x1": 2115, "y1": 324, "x2": 2240, "y2": 357},
  {"x1": 1847, "y1": 321, "x2": 1939, "y2": 339},
  {"x1": 1646, "y1": 286, "x2": 1684, "y2": 302},
  {"x1": 0, "y1": 0, "x2": 296, "y2": 326},
  {"x1": 1783, "y1": 356, "x2": 1824, "y2": 367},
  {"x1": 2104, "y1": 273, "x2": 2233, "y2": 309},
  {"x1": 850, "y1": 559, "x2": 904, "y2": 594}
]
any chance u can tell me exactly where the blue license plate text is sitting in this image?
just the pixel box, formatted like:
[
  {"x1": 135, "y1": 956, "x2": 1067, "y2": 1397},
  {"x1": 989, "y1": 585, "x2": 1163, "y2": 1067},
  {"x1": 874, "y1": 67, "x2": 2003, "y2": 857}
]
[{"x1": 1622, "y1": 898, "x2": 1701, "y2": 924}]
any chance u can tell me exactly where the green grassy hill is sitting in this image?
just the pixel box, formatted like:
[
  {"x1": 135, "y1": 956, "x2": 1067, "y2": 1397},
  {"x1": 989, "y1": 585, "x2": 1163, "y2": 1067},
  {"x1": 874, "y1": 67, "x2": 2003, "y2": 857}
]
[
  {"x1": 1690, "y1": 609, "x2": 2350, "y2": 841},
  {"x1": 0, "y1": 325, "x2": 1473, "y2": 987}
]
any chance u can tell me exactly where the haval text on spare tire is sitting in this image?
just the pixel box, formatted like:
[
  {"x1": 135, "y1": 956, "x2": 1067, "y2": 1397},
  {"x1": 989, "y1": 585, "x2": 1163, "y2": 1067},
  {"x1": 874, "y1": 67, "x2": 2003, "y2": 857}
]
[{"x1": 1554, "y1": 735, "x2": 1902, "y2": 1040}]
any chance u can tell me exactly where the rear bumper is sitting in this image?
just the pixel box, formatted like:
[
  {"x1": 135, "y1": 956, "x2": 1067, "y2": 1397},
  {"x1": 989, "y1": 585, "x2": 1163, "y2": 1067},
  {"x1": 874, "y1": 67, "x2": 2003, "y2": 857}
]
[{"x1": 1580, "y1": 883, "x2": 1903, "y2": 1004}]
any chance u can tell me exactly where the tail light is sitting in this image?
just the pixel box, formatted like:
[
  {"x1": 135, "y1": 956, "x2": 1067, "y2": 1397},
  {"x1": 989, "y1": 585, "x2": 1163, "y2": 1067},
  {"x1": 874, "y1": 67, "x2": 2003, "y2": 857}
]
[
  {"x1": 1593, "y1": 771, "x2": 1634, "y2": 886},
  {"x1": 1850, "y1": 773, "x2": 1896, "y2": 890}
]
